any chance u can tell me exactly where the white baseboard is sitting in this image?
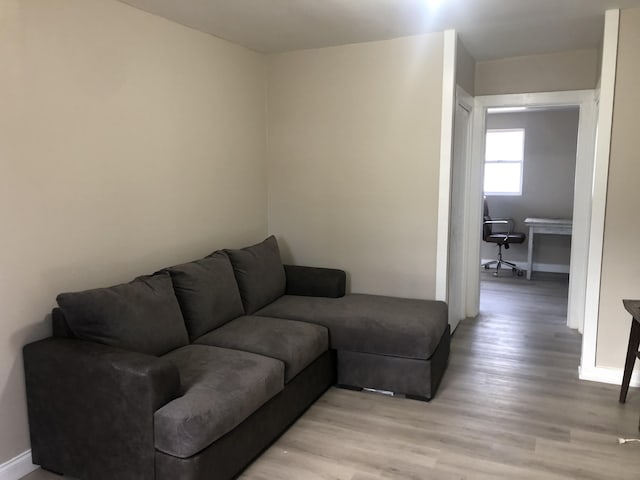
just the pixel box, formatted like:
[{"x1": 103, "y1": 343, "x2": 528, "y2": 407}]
[
  {"x1": 579, "y1": 365, "x2": 640, "y2": 388},
  {"x1": 531, "y1": 262, "x2": 570, "y2": 274},
  {"x1": 481, "y1": 259, "x2": 570, "y2": 274},
  {"x1": 0, "y1": 450, "x2": 37, "y2": 480}
]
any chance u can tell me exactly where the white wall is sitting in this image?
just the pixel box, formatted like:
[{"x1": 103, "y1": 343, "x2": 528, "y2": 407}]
[
  {"x1": 0, "y1": 0, "x2": 267, "y2": 464},
  {"x1": 597, "y1": 7, "x2": 640, "y2": 369},
  {"x1": 456, "y1": 39, "x2": 476, "y2": 96},
  {"x1": 267, "y1": 34, "x2": 444, "y2": 299},
  {"x1": 475, "y1": 49, "x2": 599, "y2": 96},
  {"x1": 482, "y1": 109, "x2": 579, "y2": 269}
]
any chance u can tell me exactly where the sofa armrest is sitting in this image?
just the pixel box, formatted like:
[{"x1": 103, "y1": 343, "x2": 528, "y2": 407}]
[
  {"x1": 24, "y1": 337, "x2": 180, "y2": 480},
  {"x1": 284, "y1": 265, "x2": 346, "y2": 298}
]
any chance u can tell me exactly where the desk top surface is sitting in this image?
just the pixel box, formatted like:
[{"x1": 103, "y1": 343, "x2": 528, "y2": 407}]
[
  {"x1": 524, "y1": 217, "x2": 573, "y2": 226},
  {"x1": 623, "y1": 299, "x2": 640, "y2": 321}
]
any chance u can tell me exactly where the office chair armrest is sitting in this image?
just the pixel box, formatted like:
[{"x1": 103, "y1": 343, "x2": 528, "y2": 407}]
[{"x1": 483, "y1": 218, "x2": 514, "y2": 235}]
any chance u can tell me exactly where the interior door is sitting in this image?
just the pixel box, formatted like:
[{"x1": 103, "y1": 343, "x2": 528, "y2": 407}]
[{"x1": 447, "y1": 92, "x2": 473, "y2": 332}]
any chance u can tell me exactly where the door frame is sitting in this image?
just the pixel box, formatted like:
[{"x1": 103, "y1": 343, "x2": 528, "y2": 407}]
[
  {"x1": 447, "y1": 86, "x2": 474, "y2": 332},
  {"x1": 579, "y1": 9, "x2": 619, "y2": 383},
  {"x1": 466, "y1": 90, "x2": 597, "y2": 333},
  {"x1": 435, "y1": 30, "x2": 457, "y2": 302},
  {"x1": 440, "y1": 9, "x2": 620, "y2": 383}
]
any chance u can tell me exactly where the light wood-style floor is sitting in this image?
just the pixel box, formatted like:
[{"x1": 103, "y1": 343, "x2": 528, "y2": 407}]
[{"x1": 23, "y1": 272, "x2": 640, "y2": 480}]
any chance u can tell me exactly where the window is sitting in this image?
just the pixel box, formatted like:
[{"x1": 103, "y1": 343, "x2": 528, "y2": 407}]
[{"x1": 483, "y1": 128, "x2": 525, "y2": 195}]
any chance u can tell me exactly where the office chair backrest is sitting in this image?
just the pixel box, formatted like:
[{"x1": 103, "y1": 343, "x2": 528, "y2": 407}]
[{"x1": 482, "y1": 198, "x2": 492, "y2": 240}]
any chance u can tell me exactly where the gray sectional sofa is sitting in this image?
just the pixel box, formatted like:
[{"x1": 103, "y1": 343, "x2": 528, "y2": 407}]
[{"x1": 23, "y1": 236, "x2": 450, "y2": 480}]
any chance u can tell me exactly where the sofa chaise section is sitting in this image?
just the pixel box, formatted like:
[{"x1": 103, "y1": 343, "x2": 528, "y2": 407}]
[
  {"x1": 257, "y1": 293, "x2": 448, "y2": 360},
  {"x1": 257, "y1": 290, "x2": 450, "y2": 400},
  {"x1": 223, "y1": 236, "x2": 449, "y2": 400}
]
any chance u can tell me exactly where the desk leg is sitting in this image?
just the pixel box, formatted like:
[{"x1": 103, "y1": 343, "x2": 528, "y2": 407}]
[
  {"x1": 527, "y1": 227, "x2": 534, "y2": 280},
  {"x1": 620, "y1": 319, "x2": 640, "y2": 403}
]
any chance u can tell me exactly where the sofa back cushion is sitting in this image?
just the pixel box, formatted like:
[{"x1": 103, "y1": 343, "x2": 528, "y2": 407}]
[
  {"x1": 56, "y1": 273, "x2": 189, "y2": 356},
  {"x1": 164, "y1": 252, "x2": 245, "y2": 340},
  {"x1": 224, "y1": 236, "x2": 286, "y2": 314}
]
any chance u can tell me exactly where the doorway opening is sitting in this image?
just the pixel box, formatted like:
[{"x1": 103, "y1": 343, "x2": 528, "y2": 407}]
[
  {"x1": 447, "y1": 90, "x2": 598, "y2": 354},
  {"x1": 470, "y1": 92, "x2": 597, "y2": 337},
  {"x1": 480, "y1": 106, "x2": 580, "y2": 323}
]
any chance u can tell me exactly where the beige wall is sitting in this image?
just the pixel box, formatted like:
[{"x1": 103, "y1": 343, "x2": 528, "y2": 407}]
[
  {"x1": 0, "y1": 0, "x2": 267, "y2": 463},
  {"x1": 475, "y1": 49, "x2": 599, "y2": 96},
  {"x1": 482, "y1": 109, "x2": 579, "y2": 268},
  {"x1": 267, "y1": 34, "x2": 444, "y2": 299},
  {"x1": 456, "y1": 39, "x2": 476, "y2": 96},
  {"x1": 597, "y1": 8, "x2": 640, "y2": 369}
]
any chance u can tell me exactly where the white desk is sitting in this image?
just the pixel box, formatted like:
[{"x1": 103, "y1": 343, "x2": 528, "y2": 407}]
[{"x1": 523, "y1": 218, "x2": 572, "y2": 280}]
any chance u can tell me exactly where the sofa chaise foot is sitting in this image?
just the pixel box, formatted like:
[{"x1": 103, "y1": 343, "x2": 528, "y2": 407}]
[
  {"x1": 405, "y1": 394, "x2": 431, "y2": 402},
  {"x1": 41, "y1": 467, "x2": 64, "y2": 476},
  {"x1": 335, "y1": 384, "x2": 363, "y2": 392}
]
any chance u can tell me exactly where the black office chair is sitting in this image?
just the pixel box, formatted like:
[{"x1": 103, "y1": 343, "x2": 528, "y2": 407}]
[{"x1": 482, "y1": 199, "x2": 526, "y2": 276}]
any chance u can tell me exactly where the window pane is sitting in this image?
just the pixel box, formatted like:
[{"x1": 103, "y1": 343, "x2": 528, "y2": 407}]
[
  {"x1": 484, "y1": 162, "x2": 522, "y2": 194},
  {"x1": 485, "y1": 129, "x2": 524, "y2": 161}
]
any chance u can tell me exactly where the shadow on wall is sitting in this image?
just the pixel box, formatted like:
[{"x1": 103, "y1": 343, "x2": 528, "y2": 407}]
[{"x1": 275, "y1": 235, "x2": 352, "y2": 294}]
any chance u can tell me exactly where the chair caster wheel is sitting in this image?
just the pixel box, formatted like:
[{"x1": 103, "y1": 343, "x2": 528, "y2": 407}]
[{"x1": 517, "y1": 270, "x2": 524, "y2": 277}]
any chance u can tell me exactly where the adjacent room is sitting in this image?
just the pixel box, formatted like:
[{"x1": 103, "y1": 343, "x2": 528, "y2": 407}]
[
  {"x1": 2, "y1": 1, "x2": 640, "y2": 479},
  {"x1": 481, "y1": 107, "x2": 578, "y2": 278},
  {"x1": 479, "y1": 105, "x2": 579, "y2": 336}
]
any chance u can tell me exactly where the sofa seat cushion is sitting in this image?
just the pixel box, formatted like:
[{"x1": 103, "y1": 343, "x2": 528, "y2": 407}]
[
  {"x1": 256, "y1": 294, "x2": 448, "y2": 360},
  {"x1": 154, "y1": 345, "x2": 284, "y2": 458},
  {"x1": 195, "y1": 316, "x2": 329, "y2": 383}
]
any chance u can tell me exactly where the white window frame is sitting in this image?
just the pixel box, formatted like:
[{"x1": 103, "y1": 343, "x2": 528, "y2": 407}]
[{"x1": 483, "y1": 128, "x2": 525, "y2": 196}]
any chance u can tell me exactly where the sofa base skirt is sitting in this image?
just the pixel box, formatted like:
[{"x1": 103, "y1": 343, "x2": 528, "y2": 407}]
[
  {"x1": 336, "y1": 324, "x2": 450, "y2": 400},
  {"x1": 156, "y1": 349, "x2": 336, "y2": 480}
]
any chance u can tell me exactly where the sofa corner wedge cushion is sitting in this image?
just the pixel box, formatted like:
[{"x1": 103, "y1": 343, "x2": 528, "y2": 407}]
[
  {"x1": 56, "y1": 272, "x2": 189, "y2": 356},
  {"x1": 224, "y1": 235, "x2": 286, "y2": 314}
]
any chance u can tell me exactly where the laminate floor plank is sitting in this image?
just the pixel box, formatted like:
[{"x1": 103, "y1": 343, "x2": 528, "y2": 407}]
[{"x1": 22, "y1": 271, "x2": 640, "y2": 479}]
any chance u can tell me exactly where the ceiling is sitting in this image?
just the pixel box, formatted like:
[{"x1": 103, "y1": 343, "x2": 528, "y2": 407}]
[{"x1": 118, "y1": 0, "x2": 640, "y2": 60}]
